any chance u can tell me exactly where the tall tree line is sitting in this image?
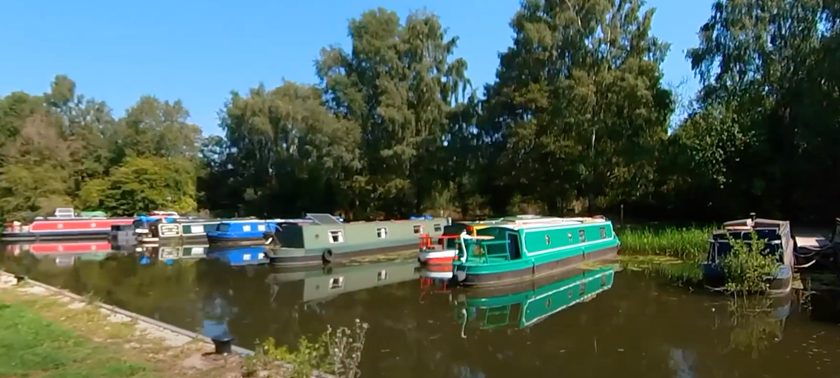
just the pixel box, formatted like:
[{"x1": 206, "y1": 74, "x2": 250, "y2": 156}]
[{"x1": 2, "y1": 0, "x2": 839, "y2": 222}]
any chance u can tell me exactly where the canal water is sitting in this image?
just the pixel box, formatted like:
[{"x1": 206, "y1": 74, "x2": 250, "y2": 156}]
[{"x1": 2, "y1": 242, "x2": 840, "y2": 378}]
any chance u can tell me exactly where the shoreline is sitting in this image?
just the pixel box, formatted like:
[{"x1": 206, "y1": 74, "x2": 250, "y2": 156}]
[{"x1": 0, "y1": 271, "x2": 333, "y2": 378}]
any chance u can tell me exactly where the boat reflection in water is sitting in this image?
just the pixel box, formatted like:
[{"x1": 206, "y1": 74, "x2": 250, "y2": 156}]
[
  {"x1": 3, "y1": 240, "x2": 116, "y2": 266},
  {"x1": 207, "y1": 246, "x2": 270, "y2": 266},
  {"x1": 453, "y1": 265, "x2": 616, "y2": 336},
  {"x1": 266, "y1": 259, "x2": 420, "y2": 305}
]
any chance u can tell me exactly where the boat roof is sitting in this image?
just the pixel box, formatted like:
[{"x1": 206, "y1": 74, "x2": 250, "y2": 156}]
[
  {"x1": 716, "y1": 218, "x2": 790, "y2": 233},
  {"x1": 484, "y1": 215, "x2": 610, "y2": 231}
]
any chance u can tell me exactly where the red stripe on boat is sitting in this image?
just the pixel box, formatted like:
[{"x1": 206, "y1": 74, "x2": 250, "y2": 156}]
[
  {"x1": 27, "y1": 218, "x2": 133, "y2": 232},
  {"x1": 29, "y1": 241, "x2": 112, "y2": 254}
]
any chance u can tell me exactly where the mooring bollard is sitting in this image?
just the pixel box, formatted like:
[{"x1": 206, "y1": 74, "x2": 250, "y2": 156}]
[
  {"x1": 211, "y1": 331, "x2": 235, "y2": 355},
  {"x1": 14, "y1": 274, "x2": 27, "y2": 284}
]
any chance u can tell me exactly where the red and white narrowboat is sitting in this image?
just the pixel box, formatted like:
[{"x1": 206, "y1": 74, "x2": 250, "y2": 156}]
[
  {"x1": 2, "y1": 208, "x2": 133, "y2": 241},
  {"x1": 418, "y1": 233, "x2": 462, "y2": 265}
]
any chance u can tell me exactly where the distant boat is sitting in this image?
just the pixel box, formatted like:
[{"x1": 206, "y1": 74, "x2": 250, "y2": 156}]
[{"x1": 2, "y1": 208, "x2": 133, "y2": 241}]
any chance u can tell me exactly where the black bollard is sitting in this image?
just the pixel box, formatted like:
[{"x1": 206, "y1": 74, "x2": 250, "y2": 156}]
[
  {"x1": 14, "y1": 274, "x2": 26, "y2": 284},
  {"x1": 211, "y1": 331, "x2": 235, "y2": 355}
]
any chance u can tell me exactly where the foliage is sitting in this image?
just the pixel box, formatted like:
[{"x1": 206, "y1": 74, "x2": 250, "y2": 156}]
[
  {"x1": 619, "y1": 255, "x2": 704, "y2": 285},
  {"x1": 243, "y1": 320, "x2": 368, "y2": 378},
  {"x1": 720, "y1": 232, "x2": 782, "y2": 294},
  {"x1": 3, "y1": 0, "x2": 840, "y2": 223}
]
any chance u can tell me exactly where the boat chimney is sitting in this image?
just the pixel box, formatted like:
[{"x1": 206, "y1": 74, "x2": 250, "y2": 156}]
[{"x1": 211, "y1": 331, "x2": 235, "y2": 355}]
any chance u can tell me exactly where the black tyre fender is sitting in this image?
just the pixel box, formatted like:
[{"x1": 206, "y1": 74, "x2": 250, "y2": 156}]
[{"x1": 322, "y1": 249, "x2": 334, "y2": 264}]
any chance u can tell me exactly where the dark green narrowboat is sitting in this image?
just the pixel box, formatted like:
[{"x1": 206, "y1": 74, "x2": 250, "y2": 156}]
[{"x1": 266, "y1": 214, "x2": 448, "y2": 266}]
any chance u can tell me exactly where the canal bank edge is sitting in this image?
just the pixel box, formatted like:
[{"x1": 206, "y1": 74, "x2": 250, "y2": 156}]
[{"x1": 0, "y1": 271, "x2": 335, "y2": 378}]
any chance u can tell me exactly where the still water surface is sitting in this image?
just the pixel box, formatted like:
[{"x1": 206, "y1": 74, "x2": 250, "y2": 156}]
[{"x1": 2, "y1": 241, "x2": 840, "y2": 378}]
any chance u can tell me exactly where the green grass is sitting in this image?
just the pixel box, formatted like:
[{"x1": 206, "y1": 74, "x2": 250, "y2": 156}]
[
  {"x1": 618, "y1": 224, "x2": 713, "y2": 262},
  {"x1": 0, "y1": 300, "x2": 157, "y2": 378},
  {"x1": 615, "y1": 224, "x2": 713, "y2": 286}
]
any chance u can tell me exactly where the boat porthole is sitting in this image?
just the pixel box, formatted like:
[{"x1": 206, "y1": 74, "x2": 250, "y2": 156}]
[
  {"x1": 546, "y1": 298, "x2": 551, "y2": 309},
  {"x1": 567, "y1": 232, "x2": 572, "y2": 241},
  {"x1": 579, "y1": 282, "x2": 586, "y2": 295},
  {"x1": 567, "y1": 289, "x2": 572, "y2": 298},
  {"x1": 545, "y1": 235, "x2": 551, "y2": 245}
]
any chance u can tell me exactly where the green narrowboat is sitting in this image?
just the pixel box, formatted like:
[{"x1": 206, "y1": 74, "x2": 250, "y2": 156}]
[
  {"x1": 266, "y1": 214, "x2": 449, "y2": 266},
  {"x1": 265, "y1": 259, "x2": 420, "y2": 304},
  {"x1": 452, "y1": 216, "x2": 620, "y2": 286},
  {"x1": 454, "y1": 266, "x2": 615, "y2": 334}
]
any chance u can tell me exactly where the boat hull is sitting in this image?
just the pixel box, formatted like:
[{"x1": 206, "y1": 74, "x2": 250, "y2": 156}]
[
  {"x1": 268, "y1": 241, "x2": 418, "y2": 266},
  {"x1": 454, "y1": 245, "x2": 619, "y2": 287},
  {"x1": 418, "y1": 249, "x2": 458, "y2": 264},
  {"x1": 206, "y1": 234, "x2": 270, "y2": 247}
]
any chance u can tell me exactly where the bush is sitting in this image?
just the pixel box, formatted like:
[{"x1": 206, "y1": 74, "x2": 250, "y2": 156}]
[
  {"x1": 243, "y1": 319, "x2": 369, "y2": 378},
  {"x1": 720, "y1": 232, "x2": 781, "y2": 294}
]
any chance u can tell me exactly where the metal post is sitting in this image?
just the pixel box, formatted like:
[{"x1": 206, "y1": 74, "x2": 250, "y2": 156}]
[
  {"x1": 211, "y1": 331, "x2": 235, "y2": 355},
  {"x1": 620, "y1": 204, "x2": 624, "y2": 226}
]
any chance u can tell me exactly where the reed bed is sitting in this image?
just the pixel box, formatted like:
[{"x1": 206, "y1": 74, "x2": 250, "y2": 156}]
[{"x1": 617, "y1": 224, "x2": 714, "y2": 262}]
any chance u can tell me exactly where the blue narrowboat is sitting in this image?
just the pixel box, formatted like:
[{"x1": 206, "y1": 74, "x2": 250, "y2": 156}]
[
  {"x1": 206, "y1": 220, "x2": 278, "y2": 247},
  {"x1": 207, "y1": 246, "x2": 270, "y2": 266}
]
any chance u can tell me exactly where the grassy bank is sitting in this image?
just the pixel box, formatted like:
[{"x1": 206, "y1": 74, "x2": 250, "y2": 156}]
[
  {"x1": 0, "y1": 300, "x2": 156, "y2": 377},
  {"x1": 0, "y1": 276, "x2": 246, "y2": 378},
  {"x1": 617, "y1": 224, "x2": 713, "y2": 262}
]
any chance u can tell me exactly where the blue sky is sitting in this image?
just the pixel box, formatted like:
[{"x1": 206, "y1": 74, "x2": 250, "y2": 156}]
[{"x1": 0, "y1": 0, "x2": 713, "y2": 136}]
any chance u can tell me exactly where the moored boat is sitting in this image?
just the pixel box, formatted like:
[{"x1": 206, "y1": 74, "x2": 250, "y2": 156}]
[
  {"x1": 454, "y1": 266, "x2": 615, "y2": 334},
  {"x1": 265, "y1": 213, "x2": 449, "y2": 266},
  {"x1": 2, "y1": 208, "x2": 133, "y2": 242},
  {"x1": 702, "y1": 215, "x2": 794, "y2": 295},
  {"x1": 417, "y1": 218, "x2": 506, "y2": 265},
  {"x1": 206, "y1": 220, "x2": 281, "y2": 247},
  {"x1": 451, "y1": 215, "x2": 620, "y2": 286}
]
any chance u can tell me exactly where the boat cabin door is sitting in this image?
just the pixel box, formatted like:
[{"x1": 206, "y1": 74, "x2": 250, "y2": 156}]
[{"x1": 507, "y1": 232, "x2": 522, "y2": 260}]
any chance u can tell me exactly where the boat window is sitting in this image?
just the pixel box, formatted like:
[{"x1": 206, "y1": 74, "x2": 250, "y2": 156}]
[
  {"x1": 599, "y1": 227, "x2": 606, "y2": 239},
  {"x1": 579, "y1": 282, "x2": 586, "y2": 295},
  {"x1": 204, "y1": 224, "x2": 217, "y2": 232},
  {"x1": 217, "y1": 223, "x2": 230, "y2": 232},
  {"x1": 182, "y1": 225, "x2": 192, "y2": 234},
  {"x1": 376, "y1": 227, "x2": 388, "y2": 239},
  {"x1": 377, "y1": 270, "x2": 388, "y2": 281},
  {"x1": 413, "y1": 225, "x2": 423, "y2": 234},
  {"x1": 257, "y1": 224, "x2": 266, "y2": 232},
  {"x1": 600, "y1": 275, "x2": 607, "y2": 286},
  {"x1": 243, "y1": 224, "x2": 252, "y2": 232},
  {"x1": 329, "y1": 277, "x2": 345, "y2": 290},
  {"x1": 567, "y1": 232, "x2": 573, "y2": 242},
  {"x1": 545, "y1": 234, "x2": 551, "y2": 245},
  {"x1": 579, "y1": 229, "x2": 586, "y2": 242},
  {"x1": 329, "y1": 230, "x2": 344, "y2": 243},
  {"x1": 433, "y1": 224, "x2": 442, "y2": 232}
]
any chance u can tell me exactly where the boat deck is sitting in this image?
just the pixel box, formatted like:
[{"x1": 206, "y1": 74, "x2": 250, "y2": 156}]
[{"x1": 793, "y1": 227, "x2": 833, "y2": 249}]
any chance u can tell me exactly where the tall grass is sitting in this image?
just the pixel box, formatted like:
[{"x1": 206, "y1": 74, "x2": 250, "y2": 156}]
[{"x1": 618, "y1": 225, "x2": 713, "y2": 262}]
